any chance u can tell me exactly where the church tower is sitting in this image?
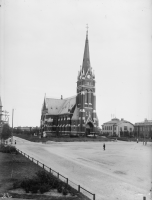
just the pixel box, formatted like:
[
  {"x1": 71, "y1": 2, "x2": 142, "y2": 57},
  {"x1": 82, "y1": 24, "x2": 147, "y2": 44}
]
[{"x1": 76, "y1": 28, "x2": 98, "y2": 135}]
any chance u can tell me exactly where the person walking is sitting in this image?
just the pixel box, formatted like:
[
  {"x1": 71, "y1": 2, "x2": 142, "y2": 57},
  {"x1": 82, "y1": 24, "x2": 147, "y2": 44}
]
[{"x1": 103, "y1": 143, "x2": 105, "y2": 151}]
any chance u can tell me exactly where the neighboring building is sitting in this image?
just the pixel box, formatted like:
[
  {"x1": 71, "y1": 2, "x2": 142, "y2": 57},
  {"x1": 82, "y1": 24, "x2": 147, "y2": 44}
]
[
  {"x1": 40, "y1": 30, "x2": 99, "y2": 136},
  {"x1": 134, "y1": 119, "x2": 152, "y2": 138},
  {"x1": 102, "y1": 118, "x2": 134, "y2": 137}
]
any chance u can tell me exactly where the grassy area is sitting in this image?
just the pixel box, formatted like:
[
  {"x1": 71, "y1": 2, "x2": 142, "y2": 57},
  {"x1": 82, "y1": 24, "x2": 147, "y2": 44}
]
[
  {"x1": 0, "y1": 146, "x2": 90, "y2": 200},
  {"x1": 13, "y1": 133, "x2": 110, "y2": 143}
]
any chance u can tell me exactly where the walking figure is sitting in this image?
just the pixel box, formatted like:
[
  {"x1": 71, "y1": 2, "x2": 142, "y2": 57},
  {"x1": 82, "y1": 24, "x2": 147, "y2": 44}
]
[{"x1": 103, "y1": 143, "x2": 105, "y2": 151}]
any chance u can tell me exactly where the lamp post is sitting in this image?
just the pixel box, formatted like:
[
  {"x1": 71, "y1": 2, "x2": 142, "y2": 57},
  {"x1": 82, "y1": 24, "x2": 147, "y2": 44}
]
[{"x1": 11, "y1": 109, "x2": 14, "y2": 144}]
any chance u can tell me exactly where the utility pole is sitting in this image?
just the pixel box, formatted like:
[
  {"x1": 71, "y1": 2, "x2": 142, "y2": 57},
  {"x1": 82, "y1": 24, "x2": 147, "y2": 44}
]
[{"x1": 11, "y1": 109, "x2": 14, "y2": 144}]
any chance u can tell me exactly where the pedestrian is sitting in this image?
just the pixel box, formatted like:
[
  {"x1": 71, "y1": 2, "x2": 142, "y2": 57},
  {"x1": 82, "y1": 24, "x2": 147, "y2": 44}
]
[{"x1": 103, "y1": 143, "x2": 105, "y2": 151}]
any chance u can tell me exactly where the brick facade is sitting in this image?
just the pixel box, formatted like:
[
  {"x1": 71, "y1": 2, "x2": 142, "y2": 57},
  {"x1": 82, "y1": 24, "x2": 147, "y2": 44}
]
[{"x1": 40, "y1": 31, "x2": 99, "y2": 136}]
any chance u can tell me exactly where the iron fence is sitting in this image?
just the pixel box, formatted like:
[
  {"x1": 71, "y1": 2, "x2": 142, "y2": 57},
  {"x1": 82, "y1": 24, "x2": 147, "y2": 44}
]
[{"x1": 16, "y1": 148, "x2": 95, "y2": 200}]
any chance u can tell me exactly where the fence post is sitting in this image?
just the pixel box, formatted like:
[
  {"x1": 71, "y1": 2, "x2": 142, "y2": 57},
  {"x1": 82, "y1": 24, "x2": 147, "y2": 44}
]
[
  {"x1": 67, "y1": 178, "x2": 68, "y2": 185},
  {"x1": 28, "y1": 155, "x2": 29, "y2": 159},
  {"x1": 57, "y1": 173, "x2": 59, "y2": 178},
  {"x1": 32, "y1": 158, "x2": 33, "y2": 162},
  {"x1": 78, "y1": 185, "x2": 80, "y2": 192},
  {"x1": 43, "y1": 164, "x2": 44, "y2": 169},
  {"x1": 93, "y1": 194, "x2": 95, "y2": 200},
  {"x1": 50, "y1": 168, "x2": 51, "y2": 173}
]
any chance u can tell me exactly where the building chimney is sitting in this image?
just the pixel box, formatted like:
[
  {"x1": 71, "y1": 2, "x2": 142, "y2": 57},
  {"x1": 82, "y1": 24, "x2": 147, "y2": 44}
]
[{"x1": 61, "y1": 95, "x2": 63, "y2": 99}]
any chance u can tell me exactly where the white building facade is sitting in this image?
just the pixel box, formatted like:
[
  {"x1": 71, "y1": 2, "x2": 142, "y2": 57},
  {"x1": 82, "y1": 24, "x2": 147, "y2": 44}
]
[{"x1": 102, "y1": 118, "x2": 134, "y2": 137}]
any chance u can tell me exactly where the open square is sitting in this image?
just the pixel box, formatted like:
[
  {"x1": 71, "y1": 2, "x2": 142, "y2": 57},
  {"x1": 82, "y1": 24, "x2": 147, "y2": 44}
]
[{"x1": 16, "y1": 137, "x2": 152, "y2": 200}]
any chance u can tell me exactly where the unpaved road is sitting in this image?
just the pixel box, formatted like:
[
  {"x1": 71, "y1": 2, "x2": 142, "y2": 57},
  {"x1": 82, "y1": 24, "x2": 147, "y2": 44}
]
[{"x1": 14, "y1": 137, "x2": 152, "y2": 200}]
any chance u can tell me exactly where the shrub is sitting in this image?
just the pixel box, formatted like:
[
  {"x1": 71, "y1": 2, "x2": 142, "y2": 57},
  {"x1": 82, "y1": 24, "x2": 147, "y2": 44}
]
[
  {"x1": 62, "y1": 187, "x2": 68, "y2": 195},
  {"x1": 30, "y1": 185, "x2": 39, "y2": 193},
  {"x1": 13, "y1": 180, "x2": 22, "y2": 189},
  {"x1": 36, "y1": 170, "x2": 52, "y2": 184},
  {"x1": 20, "y1": 178, "x2": 31, "y2": 192},
  {"x1": 0, "y1": 145, "x2": 17, "y2": 153},
  {"x1": 39, "y1": 184, "x2": 50, "y2": 194},
  {"x1": 57, "y1": 185, "x2": 62, "y2": 193},
  {"x1": 52, "y1": 179, "x2": 60, "y2": 189}
]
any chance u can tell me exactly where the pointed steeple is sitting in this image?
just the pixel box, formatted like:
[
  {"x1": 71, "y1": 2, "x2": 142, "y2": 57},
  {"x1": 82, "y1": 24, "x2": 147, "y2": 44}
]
[
  {"x1": 82, "y1": 26, "x2": 91, "y2": 75},
  {"x1": 42, "y1": 94, "x2": 47, "y2": 113}
]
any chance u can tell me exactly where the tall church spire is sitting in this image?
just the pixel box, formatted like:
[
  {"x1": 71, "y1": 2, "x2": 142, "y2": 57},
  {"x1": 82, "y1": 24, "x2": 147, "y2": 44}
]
[{"x1": 82, "y1": 25, "x2": 91, "y2": 75}]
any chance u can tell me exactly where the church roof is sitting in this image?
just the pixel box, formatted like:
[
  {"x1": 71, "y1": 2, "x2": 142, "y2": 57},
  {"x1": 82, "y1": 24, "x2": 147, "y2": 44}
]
[
  {"x1": 71, "y1": 105, "x2": 79, "y2": 120},
  {"x1": 82, "y1": 31, "x2": 91, "y2": 75},
  {"x1": 45, "y1": 96, "x2": 76, "y2": 115}
]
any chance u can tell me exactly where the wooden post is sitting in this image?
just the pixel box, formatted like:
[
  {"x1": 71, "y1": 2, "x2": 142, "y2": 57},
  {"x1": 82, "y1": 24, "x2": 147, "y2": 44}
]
[
  {"x1": 43, "y1": 164, "x2": 44, "y2": 169},
  {"x1": 50, "y1": 168, "x2": 51, "y2": 173},
  {"x1": 93, "y1": 194, "x2": 95, "y2": 200},
  {"x1": 37, "y1": 160, "x2": 39, "y2": 165},
  {"x1": 67, "y1": 178, "x2": 68, "y2": 184},
  {"x1": 57, "y1": 173, "x2": 59, "y2": 178}
]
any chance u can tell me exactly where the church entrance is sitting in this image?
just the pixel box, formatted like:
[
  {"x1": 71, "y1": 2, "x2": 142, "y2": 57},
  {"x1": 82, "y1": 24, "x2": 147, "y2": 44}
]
[{"x1": 85, "y1": 122, "x2": 93, "y2": 136}]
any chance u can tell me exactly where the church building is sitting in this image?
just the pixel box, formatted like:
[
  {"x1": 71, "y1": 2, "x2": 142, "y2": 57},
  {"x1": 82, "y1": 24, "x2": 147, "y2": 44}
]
[{"x1": 40, "y1": 30, "x2": 99, "y2": 136}]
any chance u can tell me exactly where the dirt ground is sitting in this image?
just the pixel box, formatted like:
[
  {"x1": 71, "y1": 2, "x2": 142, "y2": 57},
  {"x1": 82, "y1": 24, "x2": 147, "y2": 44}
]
[{"x1": 15, "y1": 137, "x2": 152, "y2": 200}]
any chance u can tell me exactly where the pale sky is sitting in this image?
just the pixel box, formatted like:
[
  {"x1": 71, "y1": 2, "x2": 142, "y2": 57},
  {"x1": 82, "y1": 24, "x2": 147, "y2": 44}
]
[{"x1": 0, "y1": 0, "x2": 152, "y2": 127}]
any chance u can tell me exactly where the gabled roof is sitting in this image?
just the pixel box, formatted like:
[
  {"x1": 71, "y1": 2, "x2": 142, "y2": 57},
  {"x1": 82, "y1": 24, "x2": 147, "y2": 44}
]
[
  {"x1": 44, "y1": 96, "x2": 76, "y2": 115},
  {"x1": 71, "y1": 105, "x2": 79, "y2": 120},
  {"x1": 59, "y1": 96, "x2": 76, "y2": 114}
]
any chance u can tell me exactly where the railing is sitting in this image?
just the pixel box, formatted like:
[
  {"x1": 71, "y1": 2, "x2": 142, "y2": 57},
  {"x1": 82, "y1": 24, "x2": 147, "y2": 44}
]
[{"x1": 16, "y1": 148, "x2": 95, "y2": 200}]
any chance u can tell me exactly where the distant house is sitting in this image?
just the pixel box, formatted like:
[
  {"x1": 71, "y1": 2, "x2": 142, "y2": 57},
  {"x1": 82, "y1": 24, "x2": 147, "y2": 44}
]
[
  {"x1": 134, "y1": 119, "x2": 152, "y2": 138},
  {"x1": 102, "y1": 118, "x2": 134, "y2": 137}
]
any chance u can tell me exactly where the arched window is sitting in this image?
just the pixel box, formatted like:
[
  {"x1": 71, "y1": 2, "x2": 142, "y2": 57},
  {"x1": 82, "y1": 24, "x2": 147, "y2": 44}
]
[
  {"x1": 79, "y1": 91, "x2": 81, "y2": 105},
  {"x1": 85, "y1": 90, "x2": 88, "y2": 103},
  {"x1": 88, "y1": 90, "x2": 92, "y2": 104}
]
